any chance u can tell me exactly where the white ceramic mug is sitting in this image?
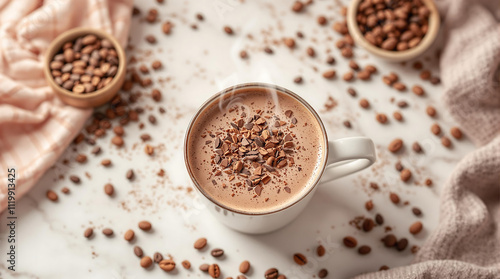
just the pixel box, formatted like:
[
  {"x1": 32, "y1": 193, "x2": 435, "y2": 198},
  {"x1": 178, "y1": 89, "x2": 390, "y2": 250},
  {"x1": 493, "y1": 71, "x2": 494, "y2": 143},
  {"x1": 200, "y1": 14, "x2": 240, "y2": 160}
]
[{"x1": 184, "y1": 83, "x2": 376, "y2": 234}]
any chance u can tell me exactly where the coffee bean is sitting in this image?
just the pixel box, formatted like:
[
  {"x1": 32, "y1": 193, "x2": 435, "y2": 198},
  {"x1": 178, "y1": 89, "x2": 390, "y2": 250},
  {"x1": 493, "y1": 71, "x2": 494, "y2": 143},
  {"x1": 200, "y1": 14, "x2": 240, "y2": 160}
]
[
  {"x1": 388, "y1": 138, "x2": 403, "y2": 153},
  {"x1": 359, "y1": 98, "x2": 370, "y2": 109},
  {"x1": 358, "y1": 245, "x2": 371, "y2": 255},
  {"x1": 192, "y1": 238, "x2": 208, "y2": 251},
  {"x1": 409, "y1": 221, "x2": 423, "y2": 234},
  {"x1": 347, "y1": 88, "x2": 356, "y2": 97},
  {"x1": 375, "y1": 214, "x2": 384, "y2": 225},
  {"x1": 326, "y1": 56, "x2": 336, "y2": 65},
  {"x1": 153, "y1": 252, "x2": 163, "y2": 263},
  {"x1": 46, "y1": 190, "x2": 58, "y2": 201},
  {"x1": 159, "y1": 259, "x2": 176, "y2": 271},
  {"x1": 400, "y1": 169, "x2": 412, "y2": 182},
  {"x1": 315, "y1": 268, "x2": 327, "y2": 278},
  {"x1": 265, "y1": 268, "x2": 279, "y2": 279},
  {"x1": 126, "y1": 169, "x2": 134, "y2": 180},
  {"x1": 412, "y1": 142, "x2": 422, "y2": 153},
  {"x1": 412, "y1": 207, "x2": 422, "y2": 216},
  {"x1": 343, "y1": 120, "x2": 352, "y2": 128},
  {"x1": 208, "y1": 263, "x2": 221, "y2": 278},
  {"x1": 293, "y1": 253, "x2": 307, "y2": 265},
  {"x1": 148, "y1": 115, "x2": 157, "y2": 124},
  {"x1": 349, "y1": 60, "x2": 360, "y2": 71},
  {"x1": 284, "y1": 38, "x2": 295, "y2": 48},
  {"x1": 397, "y1": 238, "x2": 409, "y2": 251},
  {"x1": 104, "y1": 183, "x2": 114, "y2": 196},
  {"x1": 390, "y1": 192, "x2": 400, "y2": 204},
  {"x1": 379, "y1": 265, "x2": 390, "y2": 271},
  {"x1": 162, "y1": 21, "x2": 173, "y2": 34},
  {"x1": 102, "y1": 228, "x2": 113, "y2": 236},
  {"x1": 61, "y1": 187, "x2": 70, "y2": 194},
  {"x1": 152, "y1": 60, "x2": 162, "y2": 70},
  {"x1": 431, "y1": 123, "x2": 441, "y2": 135},
  {"x1": 239, "y1": 50, "x2": 249, "y2": 59},
  {"x1": 343, "y1": 236, "x2": 357, "y2": 248},
  {"x1": 113, "y1": 125, "x2": 124, "y2": 136},
  {"x1": 211, "y1": 248, "x2": 224, "y2": 257},
  {"x1": 412, "y1": 85, "x2": 425, "y2": 96},
  {"x1": 140, "y1": 256, "x2": 153, "y2": 268},
  {"x1": 362, "y1": 218, "x2": 375, "y2": 232},
  {"x1": 382, "y1": 234, "x2": 397, "y2": 247},
  {"x1": 393, "y1": 82, "x2": 407, "y2": 91},
  {"x1": 75, "y1": 154, "x2": 87, "y2": 163},
  {"x1": 420, "y1": 70, "x2": 431, "y2": 80},
  {"x1": 450, "y1": 127, "x2": 462, "y2": 139},
  {"x1": 365, "y1": 200, "x2": 374, "y2": 211},
  {"x1": 223, "y1": 26, "x2": 233, "y2": 35},
  {"x1": 430, "y1": 76, "x2": 441, "y2": 84},
  {"x1": 294, "y1": 76, "x2": 303, "y2": 84},
  {"x1": 199, "y1": 263, "x2": 210, "y2": 272},
  {"x1": 322, "y1": 70, "x2": 336, "y2": 79},
  {"x1": 393, "y1": 111, "x2": 403, "y2": 121},
  {"x1": 138, "y1": 221, "x2": 152, "y2": 231},
  {"x1": 343, "y1": 71, "x2": 355, "y2": 81},
  {"x1": 122, "y1": 229, "x2": 134, "y2": 242},
  {"x1": 397, "y1": 101, "x2": 408, "y2": 108},
  {"x1": 306, "y1": 47, "x2": 315, "y2": 57},
  {"x1": 376, "y1": 113, "x2": 388, "y2": 124},
  {"x1": 101, "y1": 159, "x2": 112, "y2": 166},
  {"x1": 316, "y1": 245, "x2": 326, "y2": 257},
  {"x1": 145, "y1": 35, "x2": 156, "y2": 44},
  {"x1": 84, "y1": 228, "x2": 93, "y2": 238},
  {"x1": 317, "y1": 15, "x2": 327, "y2": 25},
  {"x1": 112, "y1": 136, "x2": 124, "y2": 147},
  {"x1": 134, "y1": 246, "x2": 144, "y2": 258},
  {"x1": 395, "y1": 161, "x2": 404, "y2": 172},
  {"x1": 292, "y1": 1, "x2": 303, "y2": 12},
  {"x1": 239, "y1": 260, "x2": 250, "y2": 274},
  {"x1": 425, "y1": 178, "x2": 433, "y2": 186},
  {"x1": 264, "y1": 46, "x2": 273, "y2": 54},
  {"x1": 182, "y1": 260, "x2": 191, "y2": 269}
]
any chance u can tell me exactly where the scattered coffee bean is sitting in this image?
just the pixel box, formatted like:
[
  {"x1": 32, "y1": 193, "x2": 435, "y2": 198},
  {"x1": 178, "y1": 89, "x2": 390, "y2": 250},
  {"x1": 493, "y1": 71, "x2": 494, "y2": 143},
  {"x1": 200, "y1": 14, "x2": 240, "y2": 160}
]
[
  {"x1": 46, "y1": 190, "x2": 58, "y2": 201},
  {"x1": 347, "y1": 87, "x2": 357, "y2": 97},
  {"x1": 382, "y1": 234, "x2": 397, "y2": 247},
  {"x1": 326, "y1": 56, "x2": 336, "y2": 65},
  {"x1": 61, "y1": 187, "x2": 70, "y2": 194},
  {"x1": 425, "y1": 178, "x2": 433, "y2": 186},
  {"x1": 390, "y1": 192, "x2": 400, "y2": 204},
  {"x1": 124, "y1": 229, "x2": 134, "y2": 242},
  {"x1": 182, "y1": 260, "x2": 191, "y2": 269},
  {"x1": 343, "y1": 236, "x2": 357, "y2": 248},
  {"x1": 430, "y1": 76, "x2": 441, "y2": 84},
  {"x1": 265, "y1": 268, "x2": 279, "y2": 279},
  {"x1": 75, "y1": 154, "x2": 87, "y2": 163},
  {"x1": 343, "y1": 120, "x2": 352, "y2": 128},
  {"x1": 365, "y1": 200, "x2": 374, "y2": 211},
  {"x1": 441, "y1": 136, "x2": 452, "y2": 148},
  {"x1": 317, "y1": 15, "x2": 327, "y2": 25},
  {"x1": 145, "y1": 35, "x2": 157, "y2": 44},
  {"x1": 431, "y1": 123, "x2": 441, "y2": 135},
  {"x1": 148, "y1": 115, "x2": 157, "y2": 124},
  {"x1": 395, "y1": 161, "x2": 404, "y2": 171},
  {"x1": 412, "y1": 142, "x2": 422, "y2": 153},
  {"x1": 380, "y1": 265, "x2": 390, "y2": 271},
  {"x1": 112, "y1": 136, "x2": 124, "y2": 147},
  {"x1": 322, "y1": 70, "x2": 336, "y2": 79},
  {"x1": 375, "y1": 214, "x2": 384, "y2": 225},
  {"x1": 359, "y1": 98, "x2": 370, "y2": 109},
  {"x1": 284, "y1": 38, "x2": 296, "y2": 48},
  {"x1": 153, "y1": 252, "x2": 163, "y2": 263},
  {"x1": 376, "y1": 113, "x2": 388, "y2": 124},
  {"x1": 420, "y1": 70, "x2": 431, "y2": 80},
  {"x1": 388, "y1": 138, "x2": 403, "y2": 153},
  {"x1": 211, "y1": 248, "x2": 224, "y2": 257},
  {"x1": 208, "y1": 263, "x2": 221, "y2": 278},
  {"x1": 159, "y1": 259, "x2": 176, "y2": 272},
  {"x1": 362, "y1": 218, "x2": 375, "y2": 232},
  {"x1": 264, "y1": 46, "x2": 274, "y2": 54},
  {"x1": 317, "y1": 245, "x2": 326, "y2": 257},
  {"x1": 317, "y1": 269, "x2": 327, "y2": 278},
  {"x1": 358, "y1": 245, "x2": 371, "y2": 255},
  {"x1": 294, "y1": 76, "x2": 303, "y2": 84},
  {"x1": 152, "y1": 60, "x2": 162, "y2": 70},
  {"x1": 400, "y1": 169, "x2": 412, "y2": 182},
  {"x1": 412, "y1": 207, "x2": 422, "y2": 216},
  {"x1": 413, "y1": 61, "x2": 423, "y2": 69},
  {"x1": 140, "y1": 256, "x2": 153, "y2": 268},
  {"x1": 224, "y1": 26, "x2": 233, "y2": 35},
  {"x1": 343, "y1": 71, "x2": 355, "y2": 81},
  {"x1": 138, "y1": 221, "x2": 152, "y2": 231},
  {"x1": 101, "y1": 159, "x2": 112, "y2": 166},
  {"x1": 104, "y1": 183, "x2": 114, "y2": 196},
  {"x1": 292, "y1": 1, "x2": 304, "y2": 12},
  {"x1": 194, "y1": 237, "x2": 207, "y2": 249},
  {"x1": 84, "y1": 228, "x2": 93, "y2": 238},
  {"x1": 397, "y1": 238, "x2": 409, "y2": 251},
  {"x1": 293, "y1": 253, "x2": 307, "y2": 265},
  {"x1": 409, "y1": 221, "x2": 423, "y2": 234},
  {"x1": 239, "y1": 260, "x2": 250, "y2": 274},
  {"x1": 412, "y1": 85, "x2": 425, "y2": 96},
  {"x1": 162, "y1": 21, "x2": 173, "y2": 34},
  {"x1": 126, "y1": 169, "x2": 134, "y2": 180},
  {"x1": 134, "y1": 246, "x2": 144, "y2": 258},
  {"x1": 102, "y1": 228, "x2": 113, "y2": 236},
  {"x1": 151, "y1": 89, "x2": 162, "y2": 102},
  {"x1": 393, "y1": 111, "x2": 403, "y2": 121},
  {"x1": 200, "y1": 263, "x2": 210, "y2": 272},
  {"x1": 397, "y1": 100, "x2": 408, "y2": 108},
  {"x1": 393, "y1": 82, "x2": 407, "y2": 91},
  {"x1": 450, "y1": 127, "x2": 463, "y2": 139}
]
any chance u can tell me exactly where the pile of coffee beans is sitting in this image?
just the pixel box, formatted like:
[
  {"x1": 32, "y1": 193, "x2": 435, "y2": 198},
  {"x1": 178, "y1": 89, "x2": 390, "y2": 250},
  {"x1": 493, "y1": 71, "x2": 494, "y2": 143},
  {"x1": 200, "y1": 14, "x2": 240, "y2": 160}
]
[
  {"x1": 355, "y1": 0, "x2": 431, "y2": 51},
  {"x1": 49, "y1": 34, "x2": 119, "y2": 93}
]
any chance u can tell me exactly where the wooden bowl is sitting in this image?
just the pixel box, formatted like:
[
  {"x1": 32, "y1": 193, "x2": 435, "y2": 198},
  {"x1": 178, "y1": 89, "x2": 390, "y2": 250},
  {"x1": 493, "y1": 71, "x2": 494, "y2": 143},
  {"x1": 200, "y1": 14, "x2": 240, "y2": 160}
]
[
  {"x1": 346, "y1": 0, "x2": 440, "y2": 62},
  {"x1": 43, "y1": 28, "x2": 126, "y2": 108}
]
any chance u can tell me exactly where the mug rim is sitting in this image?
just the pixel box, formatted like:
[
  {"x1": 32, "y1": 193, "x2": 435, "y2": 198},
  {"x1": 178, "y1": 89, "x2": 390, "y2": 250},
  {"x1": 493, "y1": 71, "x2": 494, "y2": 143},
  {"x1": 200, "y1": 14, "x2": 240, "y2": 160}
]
[{"x1": 183, "y1": 82, "x2": 329, "y2": 216}]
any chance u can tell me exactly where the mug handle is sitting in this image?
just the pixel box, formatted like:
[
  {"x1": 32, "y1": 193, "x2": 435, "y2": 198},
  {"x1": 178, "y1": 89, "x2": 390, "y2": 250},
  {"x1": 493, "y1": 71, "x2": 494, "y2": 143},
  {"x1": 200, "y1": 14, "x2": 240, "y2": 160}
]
[{"x1": 320, "y1": 137, "x2": 376, "y2": 183}]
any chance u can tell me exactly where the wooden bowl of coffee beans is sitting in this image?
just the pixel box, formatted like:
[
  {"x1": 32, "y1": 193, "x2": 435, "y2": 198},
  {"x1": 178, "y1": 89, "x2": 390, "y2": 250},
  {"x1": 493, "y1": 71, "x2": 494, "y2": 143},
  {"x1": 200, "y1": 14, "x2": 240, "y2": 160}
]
[
  {"x1": 43, "y1": 28, "x2": 126, "y2": 108},
  {"x1": 346, "y1": 0, "x2": 440, "y2": 62}
]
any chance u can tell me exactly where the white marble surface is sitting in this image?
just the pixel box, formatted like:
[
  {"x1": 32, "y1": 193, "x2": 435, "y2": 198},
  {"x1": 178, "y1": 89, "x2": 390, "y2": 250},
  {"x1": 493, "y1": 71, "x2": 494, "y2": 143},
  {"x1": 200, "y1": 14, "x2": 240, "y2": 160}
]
[{"x1": 0, "y1": 0, "x2": 476, "y2": 278}]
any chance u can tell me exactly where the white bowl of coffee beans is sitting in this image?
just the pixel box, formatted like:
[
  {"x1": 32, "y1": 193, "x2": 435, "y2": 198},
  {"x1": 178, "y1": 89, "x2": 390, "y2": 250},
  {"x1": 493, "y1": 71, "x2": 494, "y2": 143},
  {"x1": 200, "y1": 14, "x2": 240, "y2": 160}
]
[
  {"x1": 347, "y1": 0, "x2": 440, "y2": 62},
  {"x1": 44, "y1": 28, "x2": 126, "y2": 108}
]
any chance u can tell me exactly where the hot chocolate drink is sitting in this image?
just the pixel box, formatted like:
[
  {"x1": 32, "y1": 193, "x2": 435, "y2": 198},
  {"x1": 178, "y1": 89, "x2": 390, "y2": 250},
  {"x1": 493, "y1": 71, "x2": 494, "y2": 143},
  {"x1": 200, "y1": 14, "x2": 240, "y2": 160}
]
[{"x1": 186, "y1": 86, "x2": 326, "y2": 213}]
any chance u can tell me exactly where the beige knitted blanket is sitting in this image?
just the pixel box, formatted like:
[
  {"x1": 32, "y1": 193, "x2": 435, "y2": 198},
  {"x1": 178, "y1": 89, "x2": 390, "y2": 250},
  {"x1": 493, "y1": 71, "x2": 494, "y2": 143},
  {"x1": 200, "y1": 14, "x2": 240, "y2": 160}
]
[{"x1": 355, "y1": 0, "x2": 500, "y2": 278}]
